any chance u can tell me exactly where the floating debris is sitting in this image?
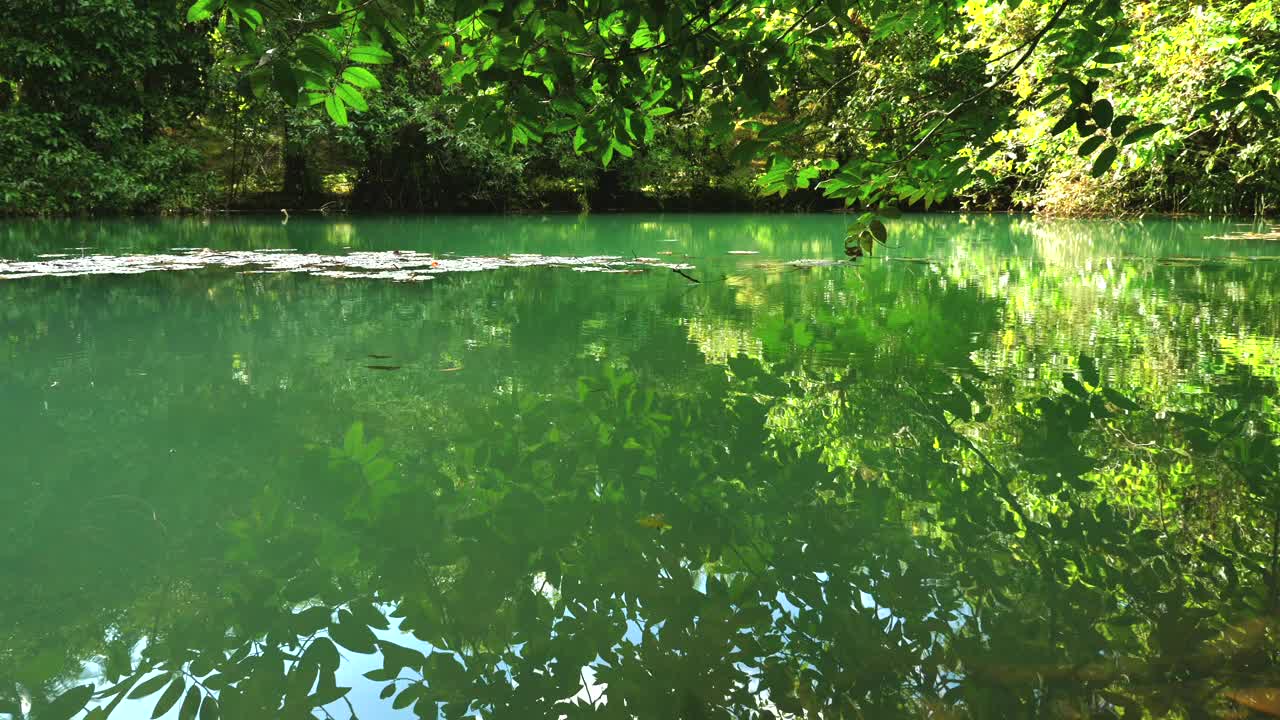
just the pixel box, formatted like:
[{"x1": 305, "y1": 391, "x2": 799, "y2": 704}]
[
  {"x1": 367, "y1": 354, "x2": 393, "y2": 359},
  {"x1": 0, "y1": 249, "x2": 694, "y2": 282},
  {"x1": 727, "y1": 250, "x2": 760, "y2": 255},
  {"x1": 1205, "y1": 226, "x2": 1280, "y2": 241},
  {"x1": 366, "y1": 365, "x2": 401, "y2": 371},
  {"x1": 439, "y1": 366, "x2": 463, "y2": 372},
  {"x1": 1225, "y1": 688, "x2": 1280, "y2": 717},
  {"x1": 786, "y1": 259, "x2": 846, "y2": 268}
]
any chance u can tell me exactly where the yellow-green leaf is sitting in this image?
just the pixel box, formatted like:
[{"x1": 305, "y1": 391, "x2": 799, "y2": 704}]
[{"x1": 325, "y1": 94, "x2": 348, "y2": 125}]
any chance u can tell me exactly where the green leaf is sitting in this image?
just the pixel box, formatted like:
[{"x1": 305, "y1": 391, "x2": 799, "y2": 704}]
[
  {"x1": 330, "y1": 611, "x2": 377, "y2": 654},
  {"x1": 1049, "y1": 112, "x2": 1077, "y2": 136},
  {"x1": 303, "y1": 637, "x2": 341, "y2": 673},
  {"x1": 199, "y1": 696, "x2": 219, "y2": 720},
  {"x1": 1079, "y1": 354, "x2": 1100, "y2": 387},
  {"x1": 349, "y1": 600, "x2": 391, "y2": 630},
  {"x1": 1090, "y1": 145, "x2": 1117, "y2": 177},
  {"x1": 1110, "y1": 114, "x2": 1136, "y2": 136},
  {"x1": 1066, "y1": 76, "x2": 1090, "y2": 103},
  {"x1": 1095, "y1": 51, "x2": 1125, "y2": 64},
  {"x1": 1077, "y1": 135, "x2": 1105, "y2": 157},
  {"x1": 349, "y1": 45, "x2": 394, "y2": 64},
  {"x1": 324, "y1": 94, "x2": 349, "y2": 125},
  {"x1": 335, "y1": 84, "x2": 368, "y2": 113},
  {"x1": 1121, "y1": 123, "x2": 1164, "y2": 145},
  {"x1": 544, "y1": 118, "x2": 577, "y2": 133},
  {"x1": 178, "y1": 687, "x2": 202, "y2": 720},
  {"x1": 44, "y1": 685, "x2": 94, "y2": 720},
  {"x1": 868, "y1": 219, "x2": 887, "y2": 244},
  {"x1": 793, "y1": 322, "x2": 814, "y2": 348},
  {"x1": 1063, "y1": 373, "x2": 1089, "y2": 398},
  {"x1": 601, "y1": 143, "x2": 615, "y2": 168},
  {"x1": 309, "y1": 684, "x2": 351, "y2": 708},
  {"x1": 341, "y1": 67, "x2": 381, "y2": 90},
  {"x1": 129, "y1": 673, "x2": 172, "y2": 699},
  {"x1": 344, "y1": 422, "x2": 364, "y2": 455},
  {"x1": 272, "y1": 64, "x2": 299, "y2": 107},
  {"x1": 186, "y1": 0, "x2": 221, "y2": 22},
  {"x1": 392, "y1": 685, "x2": 419, "y2": 710},
  {"x1": 1103, "y1": 388, "x2": 1140, "y2": 411},
  {"x1": 152, "y1": 678, "x2": 186, "y2": 719},
  {"x1": 235, "y1": 7, "x2": 262, "y2": 28},
  {"x1": 649, "y1": 106, "x2": 675, "y2": 117},
  {"x1": 1091, "y1": 99, "x2": 1113, "y2": 128}
]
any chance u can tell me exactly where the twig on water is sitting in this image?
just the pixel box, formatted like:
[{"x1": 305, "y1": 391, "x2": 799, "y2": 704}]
[{"x1": 672, "y1": 267, "x2": 702, "y2": 284}]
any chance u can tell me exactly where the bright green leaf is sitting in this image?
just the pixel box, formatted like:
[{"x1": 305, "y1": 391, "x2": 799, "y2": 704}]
[{"x1": 341, "y1": 67, "x2": 381, "y2": 90}]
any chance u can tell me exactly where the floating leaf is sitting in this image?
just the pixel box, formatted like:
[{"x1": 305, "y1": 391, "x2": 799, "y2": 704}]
[
  {"x1": 868, "y1": 219, "x2": 887, "y2": 243},
  {"x1": 637, "y1": 514, "x2": 671, "y2": 530}
]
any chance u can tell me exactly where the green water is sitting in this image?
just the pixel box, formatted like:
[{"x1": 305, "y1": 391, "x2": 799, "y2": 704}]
[{"x1": 2, "y1": 214, "x2": 1280, "y2": 719}]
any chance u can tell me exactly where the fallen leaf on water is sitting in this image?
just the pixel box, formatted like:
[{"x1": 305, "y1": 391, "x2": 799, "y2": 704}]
[
  {"x1": 637, "y1": 514, "x2": 671, "y2": 530},
  {"x1": 1225, "y1": 688, "x2": 1280, "y2": 717},
  {"x1": 366, "y1": 365, "x2": 401, "y2": 371}
]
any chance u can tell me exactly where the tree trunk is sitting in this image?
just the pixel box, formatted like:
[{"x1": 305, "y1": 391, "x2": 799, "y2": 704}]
[{"x1": 282, "y1": 120, "x2": 318, "y2": 206}]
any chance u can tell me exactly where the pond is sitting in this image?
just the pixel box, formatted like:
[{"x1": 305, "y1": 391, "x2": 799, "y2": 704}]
[{"x1": 2, "y1": 214, "x2": 1279, "y2": 720}]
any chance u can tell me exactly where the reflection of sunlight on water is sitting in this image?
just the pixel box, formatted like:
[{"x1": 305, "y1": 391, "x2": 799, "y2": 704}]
[
  {"x1": 684, "y1": 317, "x2": 764, "y2": 363},
  {"x1": 324, "y1": 223, "x2": 357, "y2": 250}
]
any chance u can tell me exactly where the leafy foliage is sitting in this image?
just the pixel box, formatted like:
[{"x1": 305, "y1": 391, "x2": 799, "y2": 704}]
[{"x1": 0, "y1": 0, "x2": 215, "y2": 214}]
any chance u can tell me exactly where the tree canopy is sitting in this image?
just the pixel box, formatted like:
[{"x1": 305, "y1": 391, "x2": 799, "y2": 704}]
[{"x1": 1, "y1": 1, "x2": 1278, "y2": 220}]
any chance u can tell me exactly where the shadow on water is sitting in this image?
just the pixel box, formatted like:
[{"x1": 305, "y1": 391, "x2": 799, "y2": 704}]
[{"x1": 1, "y1": 215, "x2": 1280, "y2": 719}]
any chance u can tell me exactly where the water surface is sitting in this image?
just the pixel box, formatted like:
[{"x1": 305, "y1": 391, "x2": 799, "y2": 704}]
[{"x1": 2, "y1": 214, "x2": 1279, "y2": 719}]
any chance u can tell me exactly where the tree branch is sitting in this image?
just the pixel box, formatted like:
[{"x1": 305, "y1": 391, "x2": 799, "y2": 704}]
[{"x1": 900, "y1": 0, "x2": 1074, "y2": 162}]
